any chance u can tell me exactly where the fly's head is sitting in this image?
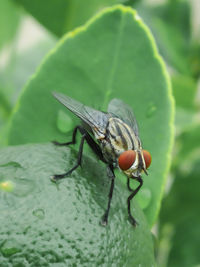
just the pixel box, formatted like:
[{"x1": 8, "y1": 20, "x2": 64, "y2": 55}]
[{"x1": 118, "y1": 149, "x2": 152, "y2": 178}]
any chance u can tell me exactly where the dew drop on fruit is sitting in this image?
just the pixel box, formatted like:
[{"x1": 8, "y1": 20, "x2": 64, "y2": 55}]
[
  {"x1": 32, "y1": 208, "x2": 45, "y2": 220},
  {"x1": 0, "y1": 238, "x2": 21, "y2": 257}
]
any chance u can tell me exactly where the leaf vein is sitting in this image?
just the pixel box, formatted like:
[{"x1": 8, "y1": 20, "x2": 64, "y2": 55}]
[{"x1": 103, "y1": 13, "x2": 126, "y2": 109}]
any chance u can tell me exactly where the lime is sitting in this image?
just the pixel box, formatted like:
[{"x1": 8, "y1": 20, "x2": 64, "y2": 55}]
[{"x1": 0, "y1": 143, "x2": 155, "y2": 266}]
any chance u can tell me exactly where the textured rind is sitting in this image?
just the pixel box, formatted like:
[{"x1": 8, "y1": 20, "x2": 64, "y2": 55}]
[{"x1": 0, "y1": 143, "x2": 155, "y2": 266}]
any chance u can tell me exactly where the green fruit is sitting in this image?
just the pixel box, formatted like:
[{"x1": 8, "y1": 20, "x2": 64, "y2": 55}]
[{"x1": 0, "y1": 144, "x2": 155, "y2": 266}]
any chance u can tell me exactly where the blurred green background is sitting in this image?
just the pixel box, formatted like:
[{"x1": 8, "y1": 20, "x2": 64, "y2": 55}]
[{"x1": 0, "y1": 0, "x2": 199, "y2": 266}]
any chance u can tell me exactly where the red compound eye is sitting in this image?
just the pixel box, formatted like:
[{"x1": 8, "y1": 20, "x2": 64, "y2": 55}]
[
  {"x1": 118, "y1": 150, "x2": 136, "y2": 171},
  {"x1": 143, "y1": 150, "x2": 152, "y2": 169}
]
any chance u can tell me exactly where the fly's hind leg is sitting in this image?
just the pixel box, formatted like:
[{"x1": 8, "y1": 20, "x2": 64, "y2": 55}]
[
  {"x1": 52, "y1": 132, "x2": 86, "y2": 181},
  {"x1": 52, "y1": 125, "x2": 79, "y2": 146},
  {"x1": 52, "y1": 125, "x2": 105, "y2": 181}
]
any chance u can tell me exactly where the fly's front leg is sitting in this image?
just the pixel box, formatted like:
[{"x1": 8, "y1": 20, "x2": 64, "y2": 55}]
[
  {"x1": 127, "y1": 176, "x2": 143, "y2": 226},
  {"x1": 101, "y1": 165, "x2": 115, "y2": 226},
  {"x1": 127, "y1": 177, "x2": 133, "y2": 192}
]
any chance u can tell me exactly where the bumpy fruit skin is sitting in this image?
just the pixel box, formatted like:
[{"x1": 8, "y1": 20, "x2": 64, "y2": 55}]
[
  {"x1": 0, "y1": 144, "x2": 155, "y2": 266},
  {"x1": 118, "y1": 150, "x2": 136, "y2": 171},
  {"x1": 143, "y1": 150, "x2": 152, "y2": 169}
]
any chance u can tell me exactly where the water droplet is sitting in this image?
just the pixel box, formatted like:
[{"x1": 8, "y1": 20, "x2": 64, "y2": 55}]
[
  {"x1": 12, "y1": 178, "x2": 35, "y2": 197},
  {"x1": 136, "y1": 187, "x2": 151, "y2": 209},
  {"x1": 1, "y1": 239, "x2": 21, "y2": 256},
  {"x1": 56, "y1": 110, "x2": 73, "y2": 133},
  {"x1": 146, "y1": 103, "x2": 157, "y2": 118},
  {"x1": 32, "y1": 208, "x2": 45, "y2": 219}
]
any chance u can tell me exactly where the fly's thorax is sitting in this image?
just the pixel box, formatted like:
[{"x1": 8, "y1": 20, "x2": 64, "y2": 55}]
[
  {"x1": 97, "y1": 117, "x2": 141, "y2": 164},
  {"x1": 106, "y1": 117, "x2": 140, "y2": 153}
]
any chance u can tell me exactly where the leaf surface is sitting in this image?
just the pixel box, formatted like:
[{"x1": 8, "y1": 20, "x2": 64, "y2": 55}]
[
  {"x1": 0, "y1": 0, "x2": 20, "y2": 49},
  {"x1": 13, "y1": 0, "x2": 121, "y2": 36}
]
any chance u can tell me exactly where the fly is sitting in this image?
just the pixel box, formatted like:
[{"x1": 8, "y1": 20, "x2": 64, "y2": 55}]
[{"x1": 52, "y1": 92, "x2": 152, "y2": 226}]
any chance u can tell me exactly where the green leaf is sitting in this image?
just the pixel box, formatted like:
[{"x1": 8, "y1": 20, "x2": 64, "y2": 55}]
[
  {"x1": 158, "y1": 120, "x2": 200, "y2": 266},
  {"x1": 158, "y1": 158, "x2": 200, "y2": 267},
  {"x1": 172, "y1": 74, "x2": 197, "y2": 111},
  {"x1": 7, "y1": 5, "x2": 174, "y2": 226},
  {"x1": 0, "y1": 37, "x2": 56, "y2": 146},
  {"x1": 135, "y1": 1, "x2": 191, "y2": 75},
  {"x1": 171, "y1": 74, "x2": 197, "y2": 132},
  {"x1": 0, "y1": 0, "x2": 20, "y2": 50},
  {"x1": 189, "y1": 42, "x2": 200, "y2": 79},
  {"x1": 0, "y1": 143, "x2": 155, "y2": 266},
  {"x1": 151, "y1": 19, "x2": 190, "y2": 74},
  {"x1": 0, "y1": 38, "x2": 56, "y2": 103},
  {"x1": 13, "y1": 0, "x2": 122, "y2": 36},
  {"x1": 153, "y1": 0, "x2": 191, "y2": 42},
  {"x1": 0, "y1": 89, "x2": 12, "y2": 139},
  {"x1": 175, "y1": 124, "x2": 200, "y2": 167}
]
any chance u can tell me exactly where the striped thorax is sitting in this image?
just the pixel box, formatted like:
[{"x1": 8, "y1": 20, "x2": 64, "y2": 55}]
[{"x1": 97, "y1": 117, "x2": 141, "y2": 167}]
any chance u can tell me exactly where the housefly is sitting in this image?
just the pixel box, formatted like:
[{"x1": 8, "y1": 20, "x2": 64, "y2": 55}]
[{"x1": 52, "y1": 92, "x2": 152, "y2": 226}]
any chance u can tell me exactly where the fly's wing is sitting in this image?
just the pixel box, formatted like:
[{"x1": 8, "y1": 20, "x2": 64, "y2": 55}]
[
  {"x1": 53, "y1": 92, "x2": 109, "y2": 134},
  {"x1": 108, "y1": 98, "x2": 139, "y2": 136}
]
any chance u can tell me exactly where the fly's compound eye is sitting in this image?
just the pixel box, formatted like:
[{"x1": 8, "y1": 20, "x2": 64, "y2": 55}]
[
  {"x1": 118, "y1": 150, "x2": 136, "y2": 171},
  {"x1": 142, "y1": 150, "x2": 152, "y2": 169}
]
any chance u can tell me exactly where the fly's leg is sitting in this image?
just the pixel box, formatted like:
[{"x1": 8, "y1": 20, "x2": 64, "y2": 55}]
[
  {"x1": 53, "y1": 125, "x2": 105, "y2": 161},
  {"x1": 52, "y1": 125, "x2": 79, "y2": 146},
  {"x1": 127, "y1": 176, "x2": 143, "y2": 226},
  {"x1": 52, "y1": 133, "x2": 86, "y2": 181},
  {"x1": 52, "y1": 125, "x2": 105, "y2": 181},
  {"x1": 101, "y1": 165, "x2": 115, "y2": 226},
  {"x1": 127, "y1": 177, "x2": 133, "y2": 192}
]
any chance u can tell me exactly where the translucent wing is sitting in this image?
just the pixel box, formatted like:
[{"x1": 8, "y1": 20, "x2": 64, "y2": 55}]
[
  {"x1": 53, "y1": 92, "x2": 109, "y2": 134},
  {"x1": 108, "y1": 99, "x2": 139, "y2": 136}
]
